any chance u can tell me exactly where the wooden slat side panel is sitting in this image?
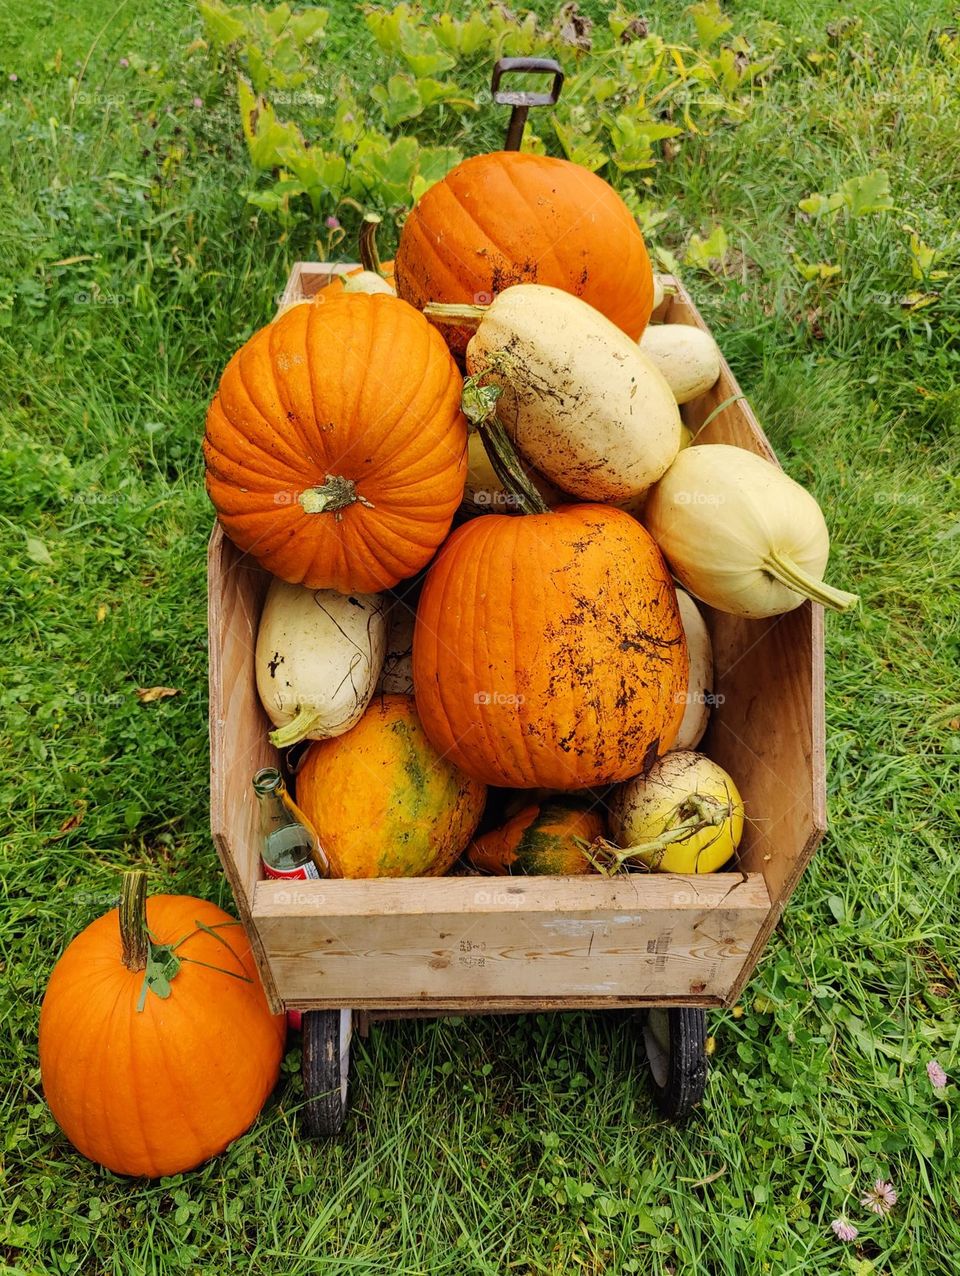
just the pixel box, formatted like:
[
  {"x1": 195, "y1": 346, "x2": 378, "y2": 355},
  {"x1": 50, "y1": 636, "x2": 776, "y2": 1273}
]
[
  {"x1": 207, "y1": 527, "x2": 276, "y2": 903},
  {"x1": 207, "y1": 526, "x2": 282, "y2": 1008},
  {"x1": 293, "y1": 995, "x2": 726, "y2": 1012},
  {"x1": 657, "y1": 278, "x2": 827, "y2": 931},
  {"x1": 252, "y1": 874, "x2": 769, "y2": 1006},
  {"x1": 293, "y1": 261, "x2": 352, "y2": 299}
]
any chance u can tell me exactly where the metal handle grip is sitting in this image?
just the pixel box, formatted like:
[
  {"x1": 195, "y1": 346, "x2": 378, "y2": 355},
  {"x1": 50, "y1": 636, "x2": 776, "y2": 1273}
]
[{"x1": 491, "y1": 57, "x2": 564, "y2": 151}]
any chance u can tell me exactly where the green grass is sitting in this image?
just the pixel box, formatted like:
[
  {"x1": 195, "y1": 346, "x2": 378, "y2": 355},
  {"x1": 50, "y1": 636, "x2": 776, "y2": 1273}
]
[{"x1": 1, "y1": 1, "x2": 959, "y2": 1273}]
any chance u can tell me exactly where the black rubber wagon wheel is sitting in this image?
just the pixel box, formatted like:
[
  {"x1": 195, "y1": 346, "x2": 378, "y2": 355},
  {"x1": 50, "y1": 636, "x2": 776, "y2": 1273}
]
[
  {"x1": 301, "y1": 1009, "x2": 352, "y2": 1137},
  {"x1": 643, "y1": 1007, "x2": 708, "y2": 1120}
]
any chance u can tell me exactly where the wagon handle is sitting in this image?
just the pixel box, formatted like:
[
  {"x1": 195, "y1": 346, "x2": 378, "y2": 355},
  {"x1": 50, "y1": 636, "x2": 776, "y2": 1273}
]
[{"x1": 491, "y1": 57, "x2": 564, "y2": 151}]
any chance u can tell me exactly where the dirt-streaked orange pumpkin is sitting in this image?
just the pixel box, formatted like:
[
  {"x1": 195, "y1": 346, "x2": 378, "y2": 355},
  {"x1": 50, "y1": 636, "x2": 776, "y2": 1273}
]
[
  {"x1": 395, "y1": 151, "x2": 654, "y2": 357},
  {"x1": 204, "y1": 293, "x2": 468, "y2": 593},
  {"x1": 297, "y1": 694, "x2": 486, "y2": 877},
  {"x1": 413, "y1": 503, "x2": 687, "y2": 790},
  {"x1": 468, "y1": 801, "x2": 603, "y2": 875},
  {"x1": 39, "y1": 873, "x2": 285, "y2": 1178}
]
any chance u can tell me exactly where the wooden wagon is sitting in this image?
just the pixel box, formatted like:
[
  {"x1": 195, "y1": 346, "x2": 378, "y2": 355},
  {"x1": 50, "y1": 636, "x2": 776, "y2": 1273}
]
[{"x1": 207, "y1": 258, "x2": 826, "y2": 1133}]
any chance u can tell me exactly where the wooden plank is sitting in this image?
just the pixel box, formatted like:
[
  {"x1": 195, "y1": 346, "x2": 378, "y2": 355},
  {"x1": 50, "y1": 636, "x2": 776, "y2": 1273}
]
[
  {"x1": 251, "y1": 874, "x2": 770, "y2": 1007},
  {"x1": 289, "y1": 261, "x2": 352, "y2": 300},
  {"x1": 207, "y1": 525, "x2": 282, "y2": 1008},
  {"x1": 660, "y1": 277, "x2": 827, "y2": 991},
  {"x1": 295, "y1": 995, "x2": 727, "y2": 1013}
]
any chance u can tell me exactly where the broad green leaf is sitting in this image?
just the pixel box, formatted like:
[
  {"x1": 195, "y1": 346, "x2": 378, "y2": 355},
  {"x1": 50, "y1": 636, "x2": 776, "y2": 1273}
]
[
  {"x1": 840, "y1": 169, "x2": 892, "y2": 216},
  {"x1": 685, "y1": 224, "x2": 728, "y2": 269},
  {"x1": 398, "y1": 29, "x2": 456, "y2": 78},
  {"x1": 633, "y1": 1209, "x2": 660, "y2": 1237},
  {"x1": 331, "y1": 96, "x2": 364, "y2": 147},
  {"x1": 416, "y1": 144, "x2": 463, "y2": 187},
  {"x1": 415, "y1": 78, "x2": 476, "y2": 110},
  {"x1": 26, "y1": 536, "x2": 52, "y2": 566},
  {"x1": 237, "y1": 78, "x2": 304, "y2": 170},
  {"x1": 797, "y1": 190, "x2": 844, "y2": 217},
  {"x1": 262, "y1": 3, "x2": 292, "y2": 38},
  {"x1": 268, "y1": 34, "x2": 309, "y2": 83},
  {"x1": 576, "y1": 74, "x2": 621, "y2": 104},
  {"x1": 351, "y1": 134, "x2": 420, "y2": 205},
  {"x1": 276, "y1": 144, "x2": 346, "y2": 210},
  {"x1": 910, "y1": 234, "x2": 938, "y2": 279},
  {"x1": 792, "y1": 254, "x2": 840, "y2": 281},
  {"x1": 371, "y1": 74, "x2": 424, "y2": 127},
  {"x1": 434, "y1": 12, "x2": 489, "y2": 57},
  {"x1": 287, "y1": 8, "x2": 329, "y2": 44},
  {"x1": 552, "y1": 116, "x2": 609, "y2": 172},
  {"x1": 365, "y1": 4, "x2": 416, "y2": 53},
  {"x1": 900, "y1": 291, "x2": 938, "y2": 310},
  {"x1": 687, "y1": 0, "x2": 733, "y2": 47},
  {"x1": 245, "y1": 44, "x2": 272, "y2": 95},
  {"x1": 198, "y1": 0, "x2": 246, "y2": 49},
  {"x1": 494, "y1": 11, "x2": 544, "y2": 57}
]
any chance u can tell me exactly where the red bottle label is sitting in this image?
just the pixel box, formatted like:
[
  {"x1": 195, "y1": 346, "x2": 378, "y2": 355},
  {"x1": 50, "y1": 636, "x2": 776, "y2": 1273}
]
[{"x1": 260, "y1": 859, "x2": 322, "y2": 881}]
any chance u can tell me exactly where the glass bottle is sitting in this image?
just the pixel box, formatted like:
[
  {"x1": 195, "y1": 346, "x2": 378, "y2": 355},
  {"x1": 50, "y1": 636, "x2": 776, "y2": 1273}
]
[{"x1": 252, "y1": 767, "x2": 330, "y2": 880}]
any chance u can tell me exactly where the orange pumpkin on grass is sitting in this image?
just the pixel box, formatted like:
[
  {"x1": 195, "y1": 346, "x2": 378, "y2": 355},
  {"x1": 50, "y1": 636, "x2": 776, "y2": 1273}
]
[
  {"x1": 39, "y1": 872, "x2": 285, "y2": 1178},
  {"x1": 204, "y1": 293, "x2": 467, "y2": 593},
  {"x1": 395, "y1": 151, "x2": 654, "y2": 357},
  {"x1": 413, "y1": 421, "x2": 688, "y2": 790}
]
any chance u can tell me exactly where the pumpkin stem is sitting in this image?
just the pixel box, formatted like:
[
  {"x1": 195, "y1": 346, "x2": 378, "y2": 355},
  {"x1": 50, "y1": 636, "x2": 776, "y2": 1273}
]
[
  {"x1": 762, "y1": 550, "x2": 860, "y2": 613},
  {"x1": 120, "y1": 870, "x2": 148, "y2": 972},
  {"x1": 422, "y1": 301, "x2": 487, "y2": 329},
  {"x1": 358, "y1": 213, "x2": 383, "y2": 275},
  {"x1": 299, "y1": 475, "x2": 374, "y2": 518},
  {"x1": 461, "y1": 373, "x2": 549, "y2": 516},
  {"x1": 269, "y1": 705, "x2": 325, "y2": 750}
]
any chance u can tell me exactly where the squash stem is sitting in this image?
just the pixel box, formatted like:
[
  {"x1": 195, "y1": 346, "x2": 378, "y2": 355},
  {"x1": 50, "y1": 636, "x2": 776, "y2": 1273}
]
[
  {"x1": 120, "y1": 870, "x2": 148, "y2": 972},
  {"x1": 461, "y1": 373, "x2": 549, "y2": 516},
  {"x1": 422, "y1": 301, "x2": 487, "y2": 329},
  {"x1": 358, "y1": 213, "x2": 383, "y2": 275},
  {"x1": 762, "y1": 550, "x2": 860, "y2": 613},
  {"x1": 589, "y1": 795, "x2": 733, "y2": 875},
  {"x1": 269, "y1": 706, "x2": 324, "y2": 750}
]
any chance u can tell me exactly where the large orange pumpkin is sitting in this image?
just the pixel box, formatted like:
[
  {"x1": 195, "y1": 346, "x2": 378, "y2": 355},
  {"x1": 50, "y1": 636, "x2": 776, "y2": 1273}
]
[
  {"x1": 395, "y1": 151, "x2": 654, "y2": 357},
  {"x1": 297, "y1": 694, "x2": 486, "y2": 877},
  {"x1": 413, "y1": 503, "x2": 687, "y2": 790},
  {"x1": 204, "y1": 293, "x2": 468, "y2": 593},
  {"x1": 39, "y1": 873, "x2": 285, "y2": 1178}
]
